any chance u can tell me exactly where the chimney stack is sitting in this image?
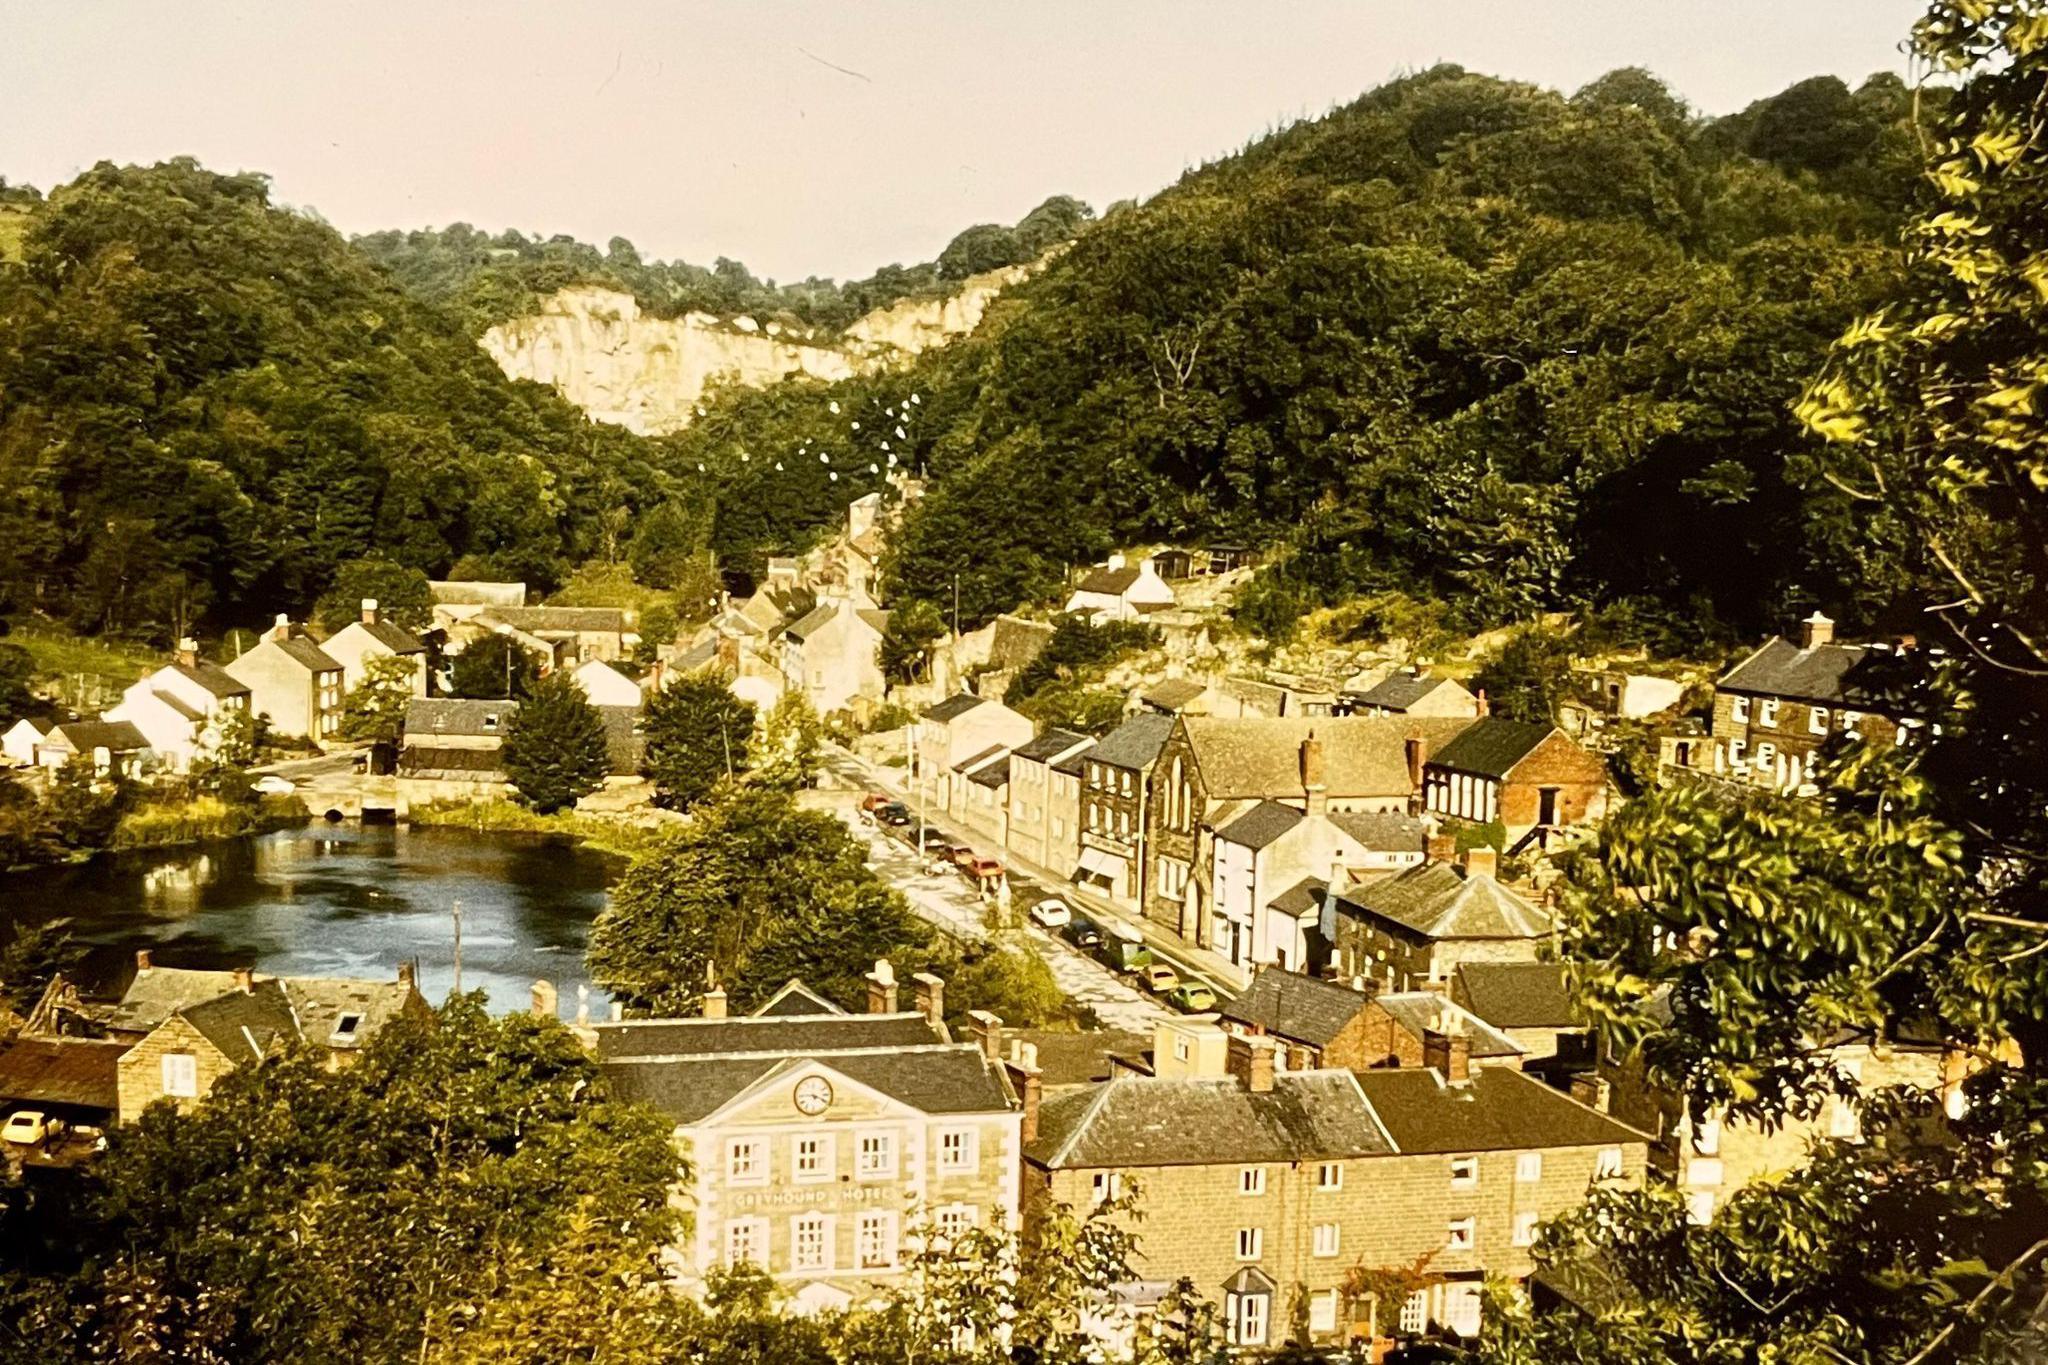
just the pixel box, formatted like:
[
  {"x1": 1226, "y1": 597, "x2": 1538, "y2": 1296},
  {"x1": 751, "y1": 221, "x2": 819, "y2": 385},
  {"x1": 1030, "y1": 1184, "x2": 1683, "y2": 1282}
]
[
  {"x1": 530, "y1": 979, "x2": 558, "y2": 1020},
  {"x1": 1226, "y1": 1033, "x2": 1277, "y2": 1094},
  {"x1": 968, "y1": 1010, "x2": 1004, "y2": 1062},
  {"x1": 912, "y1": 972, "x2": 946, "y2": 1028},
  {"x1": 1801, "y1": 611, "x2": 1835, "y2": 649},
  {"x1": 866, "y1": 959, "x2": 898, "y2": 1015},
  {"x1": 1423, "y1": 1028, "x2": 1472, "y2": 1083},
  {"x1": 397, "y1": 961, "x2": 415, "y2": 989},
  {"x1": 1461, "y1": 847, "x2": 1498, "y2": 881},
  {"x1": 1405, "y1": 734, "x2": 1428, "y2": 794},
  {"x1": 135, "y1": 949, "x2": 153, "y2": 974},
  {"x1": 1427, "y1": 831, "x2": 1459, "y2": 865},
  {"x1": 361, "y1": 598, "x2": 380, "y2": 626},
  {"x1": 1571, "y1": 1074, "x2": 1612, "y2": 1114},
  {"x1": 175, "y1": 637, "x2": 199, "y2": 669},
  {"x1": 1005, "y1": 1039, "x2": 1043, "y2": 1143},
  {"x1": 1475, "y1": 689, "x2": 1490, "y2": 718},
  {"x1": 271, "y1": 613, "x2": 293, "y2": 642},
  {"x1": 1300, "y1": 732, "x2": 1327, "y2": 818},
  {"x1": 233, "y1": 967, "x2": 255, "y2": 995},
  {"x1": 702, "y1": 987, "x2": 728, "y2": 1020}
]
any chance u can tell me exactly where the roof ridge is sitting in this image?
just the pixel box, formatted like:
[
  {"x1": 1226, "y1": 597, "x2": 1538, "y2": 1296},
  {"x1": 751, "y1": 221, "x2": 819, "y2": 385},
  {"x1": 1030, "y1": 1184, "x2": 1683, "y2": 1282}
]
[{"x1": 1049, "y1": 1073, "x2": 1125, "y2": 1168}]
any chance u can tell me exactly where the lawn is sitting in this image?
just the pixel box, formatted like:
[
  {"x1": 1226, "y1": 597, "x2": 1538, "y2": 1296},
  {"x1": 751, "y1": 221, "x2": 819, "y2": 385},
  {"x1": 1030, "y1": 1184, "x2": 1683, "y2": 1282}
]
[{"x1": 8, "y1": 622, "x2": 162, "y2": 684}]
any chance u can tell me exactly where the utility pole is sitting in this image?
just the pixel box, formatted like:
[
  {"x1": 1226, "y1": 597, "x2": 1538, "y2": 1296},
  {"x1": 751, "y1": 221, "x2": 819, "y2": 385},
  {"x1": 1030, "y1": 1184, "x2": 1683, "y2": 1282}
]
[
  {"x1": 451, "y1": 900, "x2": 463, "y2": 996},
  {"x1": 952, "y1": 574, "x2": 960, "y2": 641},
  {"x1": 910, "y1": 721, "x2": 924, "y2": 854}
]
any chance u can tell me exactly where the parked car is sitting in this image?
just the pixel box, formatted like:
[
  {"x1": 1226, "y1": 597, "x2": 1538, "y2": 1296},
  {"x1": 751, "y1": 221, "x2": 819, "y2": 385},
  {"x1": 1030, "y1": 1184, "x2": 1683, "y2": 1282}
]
[
  {"x1": 965, "y1": 856, "x2": 1005, "y2": 881},
  {"x1": 1167, "y1": 982, "x2": 1217, "y2": 1012},
  {"x1": 859, "y1": 792, "x2": 894, "y2": 814},
  {"x1": 1140, "y1": 962, "x2": 1181, "y2": 995},
  {"x1": 1060, "y1": 917, "x2": 1104, "y2": 951},
  {"x1": 1028, "y1": 898, "x2": 1072, "y2": 929},
  {"x1": 252, "y1": 774, "x2": 297, "y2": 796},
  {"x1": 948, "y1": 845, "x2": 980, "y2": 869},
  {"x1": 875, "y1": 803, "x2": 911, "y2": 827},
  {"x1": 1095, "y1": 923, "x2": 1152, "y2": 973},
  {"x1": 2, "y1": 1110, "x2": 51, "y2": 1146}
]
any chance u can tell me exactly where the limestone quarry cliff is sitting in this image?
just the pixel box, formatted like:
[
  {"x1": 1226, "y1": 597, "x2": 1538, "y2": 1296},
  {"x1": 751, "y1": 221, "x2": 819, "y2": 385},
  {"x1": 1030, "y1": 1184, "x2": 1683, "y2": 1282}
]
[{"x1": 480, "y1": 260, "x2": 1032, "y2": 435}]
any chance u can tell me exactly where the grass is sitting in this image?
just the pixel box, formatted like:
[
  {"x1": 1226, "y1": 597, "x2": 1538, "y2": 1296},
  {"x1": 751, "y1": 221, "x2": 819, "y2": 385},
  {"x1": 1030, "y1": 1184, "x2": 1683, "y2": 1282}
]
[
  {"x1": 110, "y1": 794, "x2": 305, "y2": 851},
  {"x1": 405, "y1": 798, "x2": 663, "y2": 860},
  {"x1": 9, "y1": 621, "x2": 162, "y2": 683}
]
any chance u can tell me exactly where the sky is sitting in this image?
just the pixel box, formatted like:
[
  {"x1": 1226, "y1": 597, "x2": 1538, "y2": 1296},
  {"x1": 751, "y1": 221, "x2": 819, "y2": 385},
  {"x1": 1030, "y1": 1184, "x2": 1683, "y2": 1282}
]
[{"x1": 1, "y1": 1, "x2": 1929, "y2": 282}]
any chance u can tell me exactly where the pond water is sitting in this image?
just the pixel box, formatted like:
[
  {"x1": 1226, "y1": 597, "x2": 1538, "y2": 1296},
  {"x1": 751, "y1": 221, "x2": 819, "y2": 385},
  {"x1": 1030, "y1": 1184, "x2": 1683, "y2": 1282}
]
[{"x1": 1, "y1": 824, "x2": 621, "y2": 1013}]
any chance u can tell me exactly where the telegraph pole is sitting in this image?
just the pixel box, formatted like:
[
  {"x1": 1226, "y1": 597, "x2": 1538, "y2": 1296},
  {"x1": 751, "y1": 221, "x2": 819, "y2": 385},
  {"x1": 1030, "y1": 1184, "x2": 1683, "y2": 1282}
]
[{"x1": 451, "y1": 899, "x2": 463, "y2": 996}]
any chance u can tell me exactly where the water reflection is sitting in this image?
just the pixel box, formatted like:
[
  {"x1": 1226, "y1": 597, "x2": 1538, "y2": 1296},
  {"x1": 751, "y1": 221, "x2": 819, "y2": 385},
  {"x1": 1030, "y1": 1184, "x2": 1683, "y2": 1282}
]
[{"x1": 1, "y1": 824, "x2": 619, "y2": 1012}]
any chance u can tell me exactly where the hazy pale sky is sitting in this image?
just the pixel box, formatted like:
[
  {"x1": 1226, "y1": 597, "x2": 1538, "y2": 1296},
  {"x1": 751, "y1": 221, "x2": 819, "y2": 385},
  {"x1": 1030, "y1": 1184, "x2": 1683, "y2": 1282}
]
[{"x1": 2, "y1": 1, "x2": 1926, "y2": 282}]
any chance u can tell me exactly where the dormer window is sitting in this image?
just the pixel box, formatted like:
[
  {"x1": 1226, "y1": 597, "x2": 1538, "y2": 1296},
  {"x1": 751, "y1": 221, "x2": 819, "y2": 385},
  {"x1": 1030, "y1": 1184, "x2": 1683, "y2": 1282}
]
[
  {"x1": 330, "y1": 1013, "x2": 364, "y2": 1044},
  {"x1": 483, "y1": 714, "x2": 499, "y2": 732}
]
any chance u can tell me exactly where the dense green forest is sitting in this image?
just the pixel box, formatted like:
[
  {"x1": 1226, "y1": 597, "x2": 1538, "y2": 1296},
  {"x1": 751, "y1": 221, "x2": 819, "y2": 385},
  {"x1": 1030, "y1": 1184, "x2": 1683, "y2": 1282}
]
[
  {"x1": 353, "y1": 193, "x2": 1093, "y2": 335},
  {"x1": 0, "y1": 66, "x2": 1932, "y2": 652}
]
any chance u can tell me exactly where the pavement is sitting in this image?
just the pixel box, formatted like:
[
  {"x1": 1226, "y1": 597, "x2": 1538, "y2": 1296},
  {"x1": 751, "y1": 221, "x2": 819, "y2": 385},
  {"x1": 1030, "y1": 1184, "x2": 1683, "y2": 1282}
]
[{"x1": 817, "y1": 743, "x2": 1245, "y2": 1030}]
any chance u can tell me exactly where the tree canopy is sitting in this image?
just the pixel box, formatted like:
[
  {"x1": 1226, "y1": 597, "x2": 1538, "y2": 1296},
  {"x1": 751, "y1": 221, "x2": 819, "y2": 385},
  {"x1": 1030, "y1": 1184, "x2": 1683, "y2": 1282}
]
[{"x1": 502, "y1": 670, "x2": 611, "y2": 813}]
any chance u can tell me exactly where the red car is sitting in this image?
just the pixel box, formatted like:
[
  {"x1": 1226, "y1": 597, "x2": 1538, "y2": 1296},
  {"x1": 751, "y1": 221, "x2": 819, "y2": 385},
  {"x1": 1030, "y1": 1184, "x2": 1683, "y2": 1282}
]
[{"x1": 860, "y1": 793, "x2": 894, "y2": 814}]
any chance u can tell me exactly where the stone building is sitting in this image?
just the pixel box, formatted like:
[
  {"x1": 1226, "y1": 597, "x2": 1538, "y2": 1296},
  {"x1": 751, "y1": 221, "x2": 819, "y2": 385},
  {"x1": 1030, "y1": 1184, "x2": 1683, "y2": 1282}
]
[
  {"x1": 595, "y1": 968, "x2": 1021, "y2": 1312},
  {"x1": 1218, "y1": 969, "x2": 1521, "y2": 1073},
  {"x1": 321, "y1": 599, "x2": 429, "y2": 696},
  {"x1": 780, "y1": 596, "x2": 890, "y2": 716},
  {"x1": 1452, "y1": 961, "x2": 1590, "y2": 1068},
  {"x1": 1074, "y1": 712, "x2": 1176, "y2": 906},
  {"x1": 1419, "y1": 718, "x2": 1607, "y2": 848},
  {"x1": 1025, "y1": 1033, "x2": 1647, "y2": 1350},
  {"x1": 1322, "y1": 850, "x2": 1553, "y2": 992},
  {"x1": 1706, "y1": 612, "x2": 1913, "y2": 793},
  {"x1": 1003, "y1": 728, "x2": 1093, "y2": 873},
  {"x1": 224, "y1": 615, "x2": 344, "y2": 741},
  {"x1": 1342, "y1": 668, "x2": 1480, "y2": 719},
  {"x1": 914, "y1": 693, "x2": 1033, "y2": 817},
  {"x1": 103, "y1": 639, "x2": 252, "y2": 773}
]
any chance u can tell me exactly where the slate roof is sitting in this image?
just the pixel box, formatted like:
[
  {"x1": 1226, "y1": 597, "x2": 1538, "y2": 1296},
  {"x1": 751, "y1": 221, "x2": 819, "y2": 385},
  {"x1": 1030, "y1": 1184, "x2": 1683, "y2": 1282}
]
[
  {"x1": 1718, "y1": 636, "x2": 1888, "y2": 708},
  {"x1": 1266, "y1": 877, "x2": 1328, "y2": 919},
  {"x1": 170, "y1": 660, "x2": 249, "y2": 699},
  {"x1": 48, "y1": 720, "x2": 150, "y2": 753},
  {"x1": 1220, "y1": 970, "x2": 1371, "y2": 1047},
  {"x1": 923, "y1": 694, "x2": 987, "y2": 724},
  {"x1": 1350, "y1": 1067, "x2": 1645, "y2": 1153},
  {"x1": 1181, "y1": 716, "x2": 1471, "y2": 799},
  {"x1": 592, "y1": 1012, "x2": 945, "y2": 1061},
  {"x1": 1454, "y1": 962, "x2": 1583, "y2": 1030},
  {"x1": 1349, "y1": 671, "x2": 1462, "y2": 711},
  {"x1": 1075, "y1": 565, "x2": 1143, "y2": 596},
  {"x1": 0, "y1": 1037, "x2": 127, "y2": 1111},
  {"x1": 349, "y1": 619, "x2": 426, "y2": 654},
  {"x1": 786, "y1": 603, "x2": 846, "y2": 641},
  {"x1": 404, "y1": 698, "x2": 519, "y2": 739},
  {"x1": 430, "y1": 580, "x2": 526, "y2": 607},
  {"x1": 151, "y1": 690, "x2": 203, "y2": 722},
  {"x1": 1027, "y1": 1071, "x2": 1396, "y2": 1169},
  {"x1": 606, "y1": 1046, "x2": 1013, "y2": 1125},
  {"x1": 1013, "y1": 728, "x2": 1093, "y2": 764},
  {"x1": 103, "y1": 967, "x2": 247, "y2": 1034},
  {"x1": 1328, "y1": 810, "x2": 1429, "y2": 853},
  {"x1": 476, "y1": 606, "x2": 630, "y2": 635},
  {"x1": 1142, "y1": 678, "x2": 1210, "y2": 712},
  {"x1": 270, "y1": 636, "x2": 344, "y2": 674},
  {"x1": 952, "y1": 744, "x2": 1008, "y2": 775},
  {"x1": 1336, "y1": 863, "x2": 1552, "y2": 941},
  {"x1": 1216, "y1": 800, "x2": 1304, "y2": 852},
  {"x1": 968, "y1": 754, "x2": 1012, "y2": 788},
  {"x1": 1009, "y1": 1028, "x2": 1151, "y2": 1089},
  {"x1": 283, "y1": 977, "x2": 420, "y2": 1049},
  {"x1": 751, "y1": 980, "x2": 846, "y2": 1017},
  {"x1": 1369, "y1": 992, "x2": 1524, "y2": 1060},
  {"x1": 182, "y1": 980, "x2": 302, "y2": 1062},
  {"x1": 1425, "y1": 719, "x2": 1556, "y2": 779},
  {"x1": 1051, "y1": 744, "x2": 1096, "y2": 777},
  {"x1": 1087, "y1": 712, "x2": 1177, "y2": 771}
]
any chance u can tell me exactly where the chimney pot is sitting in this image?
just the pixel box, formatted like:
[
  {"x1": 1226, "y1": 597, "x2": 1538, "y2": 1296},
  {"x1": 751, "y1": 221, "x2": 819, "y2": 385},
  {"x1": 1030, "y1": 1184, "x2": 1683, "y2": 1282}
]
[
  {"x1": 530, "y1": 979, "x2": 558, "y2": 1020},
  {"x1": 233, "y1": 967, "x2": 254, "y2": 994},
  {"x1": 1405, "y1": 735, "x2": 1428, "y2": 794},
  {"x1": 361, "y1": 598, "x2": 379, "y2": 625},
  {"x1": 1002, "y1": 1044, "x2": 1044, "y2": 1143},
  {"x1": 702, "y1": 987, "x2": 728, "y2": 1020},
  {"x1": 1475, "y1": 688, "x2": 1490, "y2": 718},
  {"x1": 968, "y1": 1010, "x2": 1004, "y2": 1062},
  {"x1": 272, "y1": 613, "x2": 292, "y2": 642},
  {"x1": 912, "y1": 972, "x2": 946, "y2": 1028},
  {"x1": 135, "y1": 949, "x2": 153, "y2": 973},
  {"x1": 175, "y1": 637, "x2": 199, "y2": 668},
  {"x1": 1801, "y1": 611, "x2": 1835, "y2": 649},
  {"x1": 1424, "y1": 1028, "x2": 1472, "y2": 1083},
  {"x1": 866, "y1": 959, "x2": 899, "y2": 1015},
  {"x1": 1300, "y1": 732, "x2": 1327, "y2": 816}
]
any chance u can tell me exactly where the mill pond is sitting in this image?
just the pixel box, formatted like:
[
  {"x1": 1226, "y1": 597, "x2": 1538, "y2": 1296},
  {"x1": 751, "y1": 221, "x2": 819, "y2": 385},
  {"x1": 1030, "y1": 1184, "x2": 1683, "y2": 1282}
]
[{"x1": 1, "y1": 823, "x2": 621, "y2": 1012}]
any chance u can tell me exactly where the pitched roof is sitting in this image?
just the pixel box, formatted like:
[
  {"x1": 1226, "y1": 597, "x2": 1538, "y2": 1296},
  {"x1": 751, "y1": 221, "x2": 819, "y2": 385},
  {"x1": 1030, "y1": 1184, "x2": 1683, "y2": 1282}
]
[
  {"x1": 48, "y1": 720, "x2": 150, "y2": 753},
  {"x1": 1454, "y1": 961, "x2": 1583, "y2": 1030},
  {"x1": 1027, "y1": 1072, "x2": 1396, "y2": 1169},
  {"x1": 1718, "y1": 636, "x2": 1891, "y2": 708},
  {"x1": 282, "y1": 978, "x2": 419, "y2": 1049},
  {"x1": 593, "y1": 1012, "x2": 945, "y2": 1061},
  {"x1": 1328, "y1": 810, "x2": 1429, "y2": 853},
  {"x1": 1350, "y1": 1066, "x2": 1645, "y2": 1153},
  {"x1": 404, "y1": 698, "x2": 518, "y2": 738},
  {"x1": 1087, "y1": 712, "x2": 1177, "y2": 770},
  {"x1": 605, "y1": 1046, "x2": 1013, "y2": 1125},
  {"x1": 104, "y1": 966, "x2": 247, "y2": 1033},
  {"x1": 170, "y1": 659, "x2": 249, "y2": 699},
  {"x1": 476, "y1": 606, "x2": 629, "y2": 634},
  {"x1": 430, "y1": 580, "x2": 527, "y2": 607},
  {"x1": 1220, "y1": 970, "x2": 1371, "y2": 1047},
  {"x1": 1424, "y1": 718, "x2": 1557, "y2": 779},
  {"x1": 150, "y1": 690, "x2": 203, "y2": 722},
  {"x1": 751, "y1": 980, "x2": 845, "y2": 1017},
  {"x1": 1181, "y1": 716, "x2": 1471, "y2": 799},
  {"x1": 1368, "y1": 992, "x2": 1524, "y2": 1060},
  {"x1": 343, "y1": 619, "x2": 426, "y2": 654},
  {"x1": 968, "y1": 753, "x2": 1012, "y2": 788},
  {"x1": 1266, "y1": 876, "x2": 1328, "y2": 919},
  {"x1": 181, "y1": 980, "x2": 302, "y2": 1061},
  {"x1": 1051, "y1": 744, "x2": 1096, "y2": 777},
  {"x1": 1336, "y1": 863, "x2": 1552, "y2": 942},
  {"x1": 1075, "y1": 565, "x2": 1143, "y2": 596},
  {"x1": 1215, "y1": 800, "x2": 1304, "y2": 852},
  {"x1": 1008, "y1": 1028, "x2": 1151, "y2": 1088},
  {"x1": 923, "y1": 694, "x2": 986, "y2": 723},
  {"x1": 784, "y1": 603, "x2": 840, "y2": 641},
  {"x1": 953, "y1": 743, "x2": 1009, "y2": 775},
  {"x1": 1013, "y1": 728, "x2": 1093, "y2": 764},
  {"x1": 268, "y1": 636, "x2": 344, "y2": 674},
  {"x1": 0, "y1": 1037, "x2": 127, "y2": 1111},
  {"x1": 1349, "y1": 671, "x2": 1465, "y2": 711},
  {"x1": 1142, "y1": 678, "x2": 1211, "y2": 712}
]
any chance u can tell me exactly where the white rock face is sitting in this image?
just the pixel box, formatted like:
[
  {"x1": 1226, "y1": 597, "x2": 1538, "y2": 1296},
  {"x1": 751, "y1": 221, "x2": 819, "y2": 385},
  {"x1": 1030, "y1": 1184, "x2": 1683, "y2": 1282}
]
[{"x1": 479, "y1": 260, "x2": 1037, "y2": 434}]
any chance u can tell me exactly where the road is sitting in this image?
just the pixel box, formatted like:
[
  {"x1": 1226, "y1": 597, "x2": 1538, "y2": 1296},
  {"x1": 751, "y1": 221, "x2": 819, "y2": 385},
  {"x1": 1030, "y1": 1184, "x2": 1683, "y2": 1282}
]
[{"x1": 817, "y1": 743, "x2": 1240, "y2": 1031}]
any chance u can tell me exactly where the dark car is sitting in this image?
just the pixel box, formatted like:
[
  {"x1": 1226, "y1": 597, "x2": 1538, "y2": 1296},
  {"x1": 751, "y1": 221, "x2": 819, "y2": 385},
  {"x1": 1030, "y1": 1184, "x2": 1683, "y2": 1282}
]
[
  {"x1": 875, "y1": 803, "x2": 911, "y2": 826},
  {"x1": 1060, "y1": 917, "x2": 1104, "y2": 950}
]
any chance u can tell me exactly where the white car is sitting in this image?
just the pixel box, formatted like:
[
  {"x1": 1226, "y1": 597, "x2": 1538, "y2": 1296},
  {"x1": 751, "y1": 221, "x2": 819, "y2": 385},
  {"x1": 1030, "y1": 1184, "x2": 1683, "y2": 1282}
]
[
  {"x1": 252, "y1": 775, "x2": 298, "y2": 796},
  {"x1": 2, "y1": 1110, "x2": 49, "y2": 1146},
  {"x1": 1028, "y1": 898, "x2": 1073, "y2": 930}
]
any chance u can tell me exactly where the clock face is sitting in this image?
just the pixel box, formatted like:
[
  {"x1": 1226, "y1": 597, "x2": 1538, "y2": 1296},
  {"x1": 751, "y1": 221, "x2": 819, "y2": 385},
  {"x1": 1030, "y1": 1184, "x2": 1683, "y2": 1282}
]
[{"x1": 793, "y1": 1076, "x2": 833, "y2": 1116}]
